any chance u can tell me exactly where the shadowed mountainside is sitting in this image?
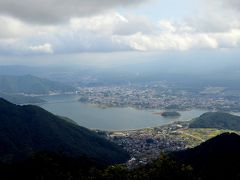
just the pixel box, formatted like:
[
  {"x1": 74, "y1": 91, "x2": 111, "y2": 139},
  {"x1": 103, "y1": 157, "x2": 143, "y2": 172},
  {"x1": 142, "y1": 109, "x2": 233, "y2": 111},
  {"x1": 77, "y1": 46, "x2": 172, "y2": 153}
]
[
  {"x1": 0, "y1": 98, "x2": 129, "y2": 164},
  {"x1": 172, "y1": 132, "x2": 240, "y2": 179}
]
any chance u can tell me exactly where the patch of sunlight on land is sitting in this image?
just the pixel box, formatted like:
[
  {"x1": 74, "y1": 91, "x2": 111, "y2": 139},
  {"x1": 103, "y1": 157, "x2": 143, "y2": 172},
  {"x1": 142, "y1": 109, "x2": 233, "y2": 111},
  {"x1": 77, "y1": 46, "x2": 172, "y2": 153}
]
[{"x1": 180, "y1": 128, "x2": 240, "y2": 147}]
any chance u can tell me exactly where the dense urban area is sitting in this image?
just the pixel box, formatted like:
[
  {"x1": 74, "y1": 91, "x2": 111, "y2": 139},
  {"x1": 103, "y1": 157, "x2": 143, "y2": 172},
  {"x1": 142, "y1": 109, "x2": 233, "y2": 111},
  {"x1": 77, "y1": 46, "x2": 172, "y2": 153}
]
[
  {"x1": 97, "y1": 122, "x2": 239, "y2": 168},
  {"x1": 77, "y1": 83, "x2": 240, "y2": 112}
]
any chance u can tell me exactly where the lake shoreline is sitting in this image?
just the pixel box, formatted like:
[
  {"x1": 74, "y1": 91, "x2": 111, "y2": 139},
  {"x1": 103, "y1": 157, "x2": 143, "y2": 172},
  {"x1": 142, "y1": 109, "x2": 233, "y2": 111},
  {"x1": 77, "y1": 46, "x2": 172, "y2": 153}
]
[{"x1": 38, "y1": 94, "x2": 207, "y2": 131}]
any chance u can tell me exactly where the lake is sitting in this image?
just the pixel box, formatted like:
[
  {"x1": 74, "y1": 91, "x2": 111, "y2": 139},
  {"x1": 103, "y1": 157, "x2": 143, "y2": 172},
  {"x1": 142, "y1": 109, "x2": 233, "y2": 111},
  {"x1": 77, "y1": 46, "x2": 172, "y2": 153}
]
[{"x1": 39, "y1": 94, "x2": 207, "y2": 131}]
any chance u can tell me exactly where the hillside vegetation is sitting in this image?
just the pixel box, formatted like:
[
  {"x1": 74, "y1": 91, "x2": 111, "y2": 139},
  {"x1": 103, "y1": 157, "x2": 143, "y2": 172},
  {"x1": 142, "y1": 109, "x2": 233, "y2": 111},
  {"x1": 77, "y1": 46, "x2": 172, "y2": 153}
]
[
  {"x1": 189, "y1": 112, "x2": 240, "y2": 131},
  {"x1": 0, "y1": 98, "x2": 129, "y2": 164}
]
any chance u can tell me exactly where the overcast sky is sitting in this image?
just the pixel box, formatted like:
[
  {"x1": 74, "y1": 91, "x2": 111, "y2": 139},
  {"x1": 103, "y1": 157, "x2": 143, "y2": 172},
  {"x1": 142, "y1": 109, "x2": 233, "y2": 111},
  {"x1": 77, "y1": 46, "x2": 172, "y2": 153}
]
[{"x1": 0, "y1": 0, "x2": 239, "y2": 66}]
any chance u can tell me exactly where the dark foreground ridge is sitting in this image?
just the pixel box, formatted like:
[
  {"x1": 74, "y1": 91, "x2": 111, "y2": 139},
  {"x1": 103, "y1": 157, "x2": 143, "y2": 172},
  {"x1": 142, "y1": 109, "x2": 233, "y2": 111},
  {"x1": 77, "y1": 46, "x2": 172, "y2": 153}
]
[
  {"x1": 1, "y1": 132, "x2": 240, "y2": 180},
  {"x1": 0, "y1": 98, "x2": 129, "y2": 164},
  {"x1": 172, "y1": 132, "x2": 240, "y2": 180}
]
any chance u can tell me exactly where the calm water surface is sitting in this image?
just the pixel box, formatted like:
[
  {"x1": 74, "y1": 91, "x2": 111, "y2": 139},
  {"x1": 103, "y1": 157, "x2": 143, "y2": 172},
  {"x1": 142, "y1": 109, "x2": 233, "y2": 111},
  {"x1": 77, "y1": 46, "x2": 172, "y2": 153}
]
[{"x1": 39, "y1": 94, "x2": 207, "y2": 131}]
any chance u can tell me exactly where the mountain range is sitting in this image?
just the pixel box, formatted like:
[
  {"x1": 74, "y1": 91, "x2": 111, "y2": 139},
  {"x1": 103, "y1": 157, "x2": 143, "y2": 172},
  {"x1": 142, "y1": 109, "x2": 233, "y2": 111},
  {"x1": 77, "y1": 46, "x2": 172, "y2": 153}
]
[
  {"x1": 0, "y1": 98, "x2": 240, "y2": 179},
  {"x1": 0, "y1": 92, "x2": 45, "y2": 104},
  {"x1": 0, "y1": 98, "x2": 129, "y2": 164},
  {"x1": 0, "y1": 75, "x2": 75, "y2": 94}
]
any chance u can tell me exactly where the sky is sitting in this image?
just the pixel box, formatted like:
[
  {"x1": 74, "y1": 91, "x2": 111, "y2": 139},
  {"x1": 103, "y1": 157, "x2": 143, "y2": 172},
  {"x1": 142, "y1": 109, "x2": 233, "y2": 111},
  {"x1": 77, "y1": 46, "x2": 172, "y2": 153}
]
[{"x1": 0, "y1": 0, "x2": 239, "y2": 66}]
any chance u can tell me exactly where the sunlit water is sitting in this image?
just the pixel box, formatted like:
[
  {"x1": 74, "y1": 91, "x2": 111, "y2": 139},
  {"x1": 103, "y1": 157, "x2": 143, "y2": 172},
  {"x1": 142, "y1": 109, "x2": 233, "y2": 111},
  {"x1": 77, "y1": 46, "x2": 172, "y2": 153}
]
[{"x1": 39, "y1": 94, "x2": 207, "y2": 131}]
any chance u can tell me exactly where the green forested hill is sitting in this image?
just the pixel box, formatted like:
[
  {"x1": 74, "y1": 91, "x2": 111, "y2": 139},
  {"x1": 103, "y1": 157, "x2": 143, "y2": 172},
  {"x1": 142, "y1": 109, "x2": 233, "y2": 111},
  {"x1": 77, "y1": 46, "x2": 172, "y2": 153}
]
[
  {"x1": 0, "y1": 75, "x2": 75, "y2": 94},
  {"x1": 189, "y1": 112, "x2": 240, "y2": 131},
  {"x1": 0, "y1": 98, "x2": 129, "y2": 164}
]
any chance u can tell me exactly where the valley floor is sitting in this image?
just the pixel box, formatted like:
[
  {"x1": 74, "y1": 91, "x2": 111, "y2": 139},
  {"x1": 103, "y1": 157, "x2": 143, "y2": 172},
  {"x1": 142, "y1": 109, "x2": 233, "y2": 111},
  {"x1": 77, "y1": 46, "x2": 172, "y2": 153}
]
[{"x1": 98, "y1": 123, "x2": 240, "y2": 168}]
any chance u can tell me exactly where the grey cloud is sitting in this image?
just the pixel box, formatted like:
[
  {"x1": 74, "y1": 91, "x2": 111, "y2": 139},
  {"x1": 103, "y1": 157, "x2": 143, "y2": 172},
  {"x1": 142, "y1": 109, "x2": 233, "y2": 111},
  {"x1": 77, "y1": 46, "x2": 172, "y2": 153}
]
[
  {"x1": 187, "y1": 0, "x2": 240, "y2": 33},
  {"x1": 0, "y1": 0, "x2": 147, "y2": 24},
  {"x1": 53, "y1": 33, "x2": 131, "y2": 53},
  {"x1": 113, "y1": 15, "x2": 156, "y2": 35},
  {"x1": 185, "y1": 16, "x2": 235, "y2": 33},
  {"x1": 220, "y1": 0, "x2": 240, "y2": 11},
  {"x1": 206, "y1": 0, "x2": 240, "y2": 13}
]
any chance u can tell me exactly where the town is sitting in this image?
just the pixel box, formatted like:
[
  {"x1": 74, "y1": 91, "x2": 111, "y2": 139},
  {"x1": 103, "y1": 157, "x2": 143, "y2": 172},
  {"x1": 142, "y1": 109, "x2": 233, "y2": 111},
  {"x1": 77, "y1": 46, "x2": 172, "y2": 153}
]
[
  {"x1": 97, "y1": 122, "x2": 239, "y2": 168},
  {"x1": 76, "y1": 83, "x2": 240, "y2": 112}
]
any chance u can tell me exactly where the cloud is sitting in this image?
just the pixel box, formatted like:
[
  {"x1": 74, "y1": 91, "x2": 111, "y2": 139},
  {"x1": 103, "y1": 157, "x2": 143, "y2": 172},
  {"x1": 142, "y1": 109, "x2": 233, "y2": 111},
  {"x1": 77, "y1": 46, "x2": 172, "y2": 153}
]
[
  {"x1": 0, "y1": 16, "x2": 32, "y2": 39},
  {"x1": 27, "y1": 14, "x2": 240, "y2": 52},
  {"x1": 214, "y1": 0, "x2": 240, "y2": 11},
  {"x1": 0, "y1": 9, "x2": 239, "y2": 55},
  {"x1": 195, "y1": 0, "x2": 240, "y2": 33},
  {"x1": 0, "y1": 0, "x2": 147, "y2": 24},
  {"x1": 113, "y1": 14, "x2": 156, "y2": 35},
  {"x1": 113, "y1": 32, "x2": 219, "y2": 51},
  {"x1": 28, "y1": 43, "x2": 54, "y2": 54},
  {"x1": 113, "y1": 18, "x2": 240, "y2": 51}
]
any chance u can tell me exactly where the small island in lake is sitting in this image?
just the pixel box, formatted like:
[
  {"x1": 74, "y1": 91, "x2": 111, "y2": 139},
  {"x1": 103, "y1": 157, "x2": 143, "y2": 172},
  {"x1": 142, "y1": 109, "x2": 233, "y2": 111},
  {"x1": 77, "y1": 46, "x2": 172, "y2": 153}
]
[{"x1": 161, "y1": 111, "x2": 181, "y2": 117}]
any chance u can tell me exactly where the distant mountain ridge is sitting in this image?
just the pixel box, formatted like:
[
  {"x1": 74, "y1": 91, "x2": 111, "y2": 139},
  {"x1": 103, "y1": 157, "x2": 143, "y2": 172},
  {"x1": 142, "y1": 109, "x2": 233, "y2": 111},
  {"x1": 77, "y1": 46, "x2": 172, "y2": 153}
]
[
  {"x1": 189, "y1": 112, "x2": 240, "y2": 131},
  {"x1": 0, "y1": 92, "x2": 45, "y2": 104},
  {"x1": 0, "y1": 98, "x2": 129, "y2": 164},
  {"x1": 0, "y1": 75, "x2": 75, "y2": 94}
]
